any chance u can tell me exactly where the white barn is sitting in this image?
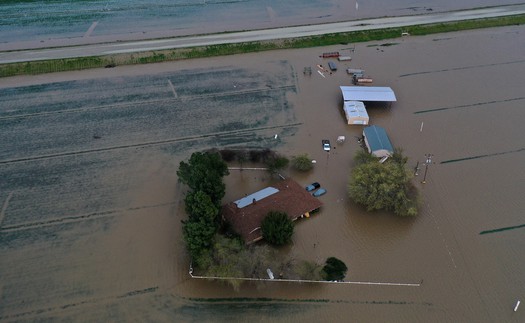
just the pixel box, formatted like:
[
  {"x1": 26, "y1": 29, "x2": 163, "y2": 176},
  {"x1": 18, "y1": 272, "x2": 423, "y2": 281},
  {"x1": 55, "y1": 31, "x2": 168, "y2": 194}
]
[{"x1": 343, "y1": 101, "x2": 369, "y2": 125}]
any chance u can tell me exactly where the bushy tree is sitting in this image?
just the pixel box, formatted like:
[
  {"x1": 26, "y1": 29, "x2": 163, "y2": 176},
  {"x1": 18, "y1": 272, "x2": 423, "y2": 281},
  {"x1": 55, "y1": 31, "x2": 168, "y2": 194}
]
[
  {"x1": 295, "y1": 260, "x2": 323, "y2": 281},
  {"x1": 266, "y1": 155, "x2": 289, "y2": 174},
  {"x1": 321, "y1": 257, "x2": 348, "y2": 281},
  {"x1": 182, "y1": 219, "x2": 217, "y2": 260},
  {"x1": 184, "y1": 190, "x2": 219, "y2": 224},
  {"x1": 177, "y1": 151, "x2": 229, "y2": 206},
  {"x1": 348, "y1": 150, "x2": 418, "y2": 216},
  {"x1": 291, "y1": 154, "x2": 314, "y2": 172},
  {"x1": 261, "y1": 211, "x2": 294, "y2": 246}
]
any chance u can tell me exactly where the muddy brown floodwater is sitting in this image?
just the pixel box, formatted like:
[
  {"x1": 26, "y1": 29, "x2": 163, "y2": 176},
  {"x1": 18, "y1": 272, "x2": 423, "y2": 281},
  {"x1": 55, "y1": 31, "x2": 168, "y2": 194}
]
[{"x1": 1, "y1": 26, "x2": 524, "y2": 322}]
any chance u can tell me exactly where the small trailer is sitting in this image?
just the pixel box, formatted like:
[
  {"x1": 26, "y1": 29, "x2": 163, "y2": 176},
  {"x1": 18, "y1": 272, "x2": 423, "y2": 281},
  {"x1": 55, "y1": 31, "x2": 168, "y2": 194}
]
[
  {"x1": 338, "y1": 56, "x2": 352, "y2": 61},
  {"x1": 320, "y1": 52, "x2": 340, "y2": 58},
  {"x1": 356, "y1": 78, "x2": 373, "y2": 84},
  {"x1": 346, "y1": 68, "x2": 364, "y2": 75}
]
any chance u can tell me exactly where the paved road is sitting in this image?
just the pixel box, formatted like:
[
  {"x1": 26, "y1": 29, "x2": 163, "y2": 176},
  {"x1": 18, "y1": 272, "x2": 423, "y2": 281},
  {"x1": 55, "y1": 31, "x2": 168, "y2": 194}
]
[{"x1": 1, "y1": 4, "x2": 524, "y2": 64}]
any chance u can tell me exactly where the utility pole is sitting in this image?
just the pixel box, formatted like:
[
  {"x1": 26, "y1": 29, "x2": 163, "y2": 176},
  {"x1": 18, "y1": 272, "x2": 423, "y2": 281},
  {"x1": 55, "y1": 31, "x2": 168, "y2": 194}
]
[{"x1": 421, "y1": 154, "x2": 433, "y2": 184}]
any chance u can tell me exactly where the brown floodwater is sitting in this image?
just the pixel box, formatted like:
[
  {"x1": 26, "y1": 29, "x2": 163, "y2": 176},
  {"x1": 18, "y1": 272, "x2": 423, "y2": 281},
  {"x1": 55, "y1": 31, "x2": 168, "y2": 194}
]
[
  {"x1": 187, "y1": 26, "x2": 525, "y2": 322},
  {"x1": 1, "y1": 26, "x2": 524, "y2": 322}
]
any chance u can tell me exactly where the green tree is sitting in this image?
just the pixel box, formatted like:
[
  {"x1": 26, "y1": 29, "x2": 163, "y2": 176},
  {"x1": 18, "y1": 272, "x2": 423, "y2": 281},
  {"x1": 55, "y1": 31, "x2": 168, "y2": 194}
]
[
  {"x1": 236, "y1": 150, "x2": 249, "y2": 171},
  {"x1": 348, "y1": 150, "x2": 418, "y2": 216},
  {"x1": 184, "y1": 190, "x2": 219, "y2": 224},
  {"x1": 261, "y1": 211, "x2": 294, "y2": 246},
  {"x1": 205, "y1": 235, "x2": 245, "y2": 290},
  {"x1": 182, "y1": 219, "x2": 217, "y2": 260},
  {"x1": 266, "y1": 155, "x2": 289, "y2": 174},
  {"x1": 321, "y1": 257, "x2": 348, "y2": 281},
  {"x1": 353, "y1": 149, "x2": 376, "y2": 166},
  {"x1": 291, "y1": 154, "x2": 313, "y2": 172},
  {"x1": 294, "y1": 260, "x2": 323, "y2": 281},
  {"x1": 177, "y1": 151, "x2": 229, "y2": 206}
]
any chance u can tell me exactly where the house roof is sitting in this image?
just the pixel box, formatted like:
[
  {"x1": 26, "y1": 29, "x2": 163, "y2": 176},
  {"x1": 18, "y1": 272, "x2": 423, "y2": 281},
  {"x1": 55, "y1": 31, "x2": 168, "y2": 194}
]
[
  {"x1": 363, "y1": 125, "x2": 394, "y2": 154},
  {"x1": 221, "y1": 178, "x2": 323, "y2": 244},
  {"x1": 340, "y1": 86, "x2": 397, "y2": 102}
]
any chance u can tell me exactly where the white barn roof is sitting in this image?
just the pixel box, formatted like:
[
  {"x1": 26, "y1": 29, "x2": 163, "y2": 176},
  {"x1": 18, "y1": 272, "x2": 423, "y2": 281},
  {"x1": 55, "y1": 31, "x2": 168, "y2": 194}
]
[
  {"x1": 343, "y1": 101, "x2": 369, "y2": 125},
  {"x1": 234, "y1": 187, "x2": 279, "y2": 208},
  {"x1": 340, "y1": 86, "x2": 397, "y2": 102}
]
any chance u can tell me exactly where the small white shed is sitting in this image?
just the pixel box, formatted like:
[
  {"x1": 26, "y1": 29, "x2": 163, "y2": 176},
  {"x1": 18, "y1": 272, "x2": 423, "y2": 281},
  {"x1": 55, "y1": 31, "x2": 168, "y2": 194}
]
[{"x1": 343, "y1": 101, "x2": 369, "y2": 125}]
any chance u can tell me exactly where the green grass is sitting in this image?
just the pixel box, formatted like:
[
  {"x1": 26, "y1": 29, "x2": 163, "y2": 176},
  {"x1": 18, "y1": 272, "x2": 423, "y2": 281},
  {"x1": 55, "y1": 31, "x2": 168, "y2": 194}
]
[{"x1": 1, "y1": 14, "x2": 524, "y2": 78}]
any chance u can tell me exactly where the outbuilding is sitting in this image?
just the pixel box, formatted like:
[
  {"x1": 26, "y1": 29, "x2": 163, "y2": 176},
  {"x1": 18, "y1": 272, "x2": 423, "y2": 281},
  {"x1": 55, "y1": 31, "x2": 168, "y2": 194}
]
[
  {"x1": 343, "y1": 100, "x2": 369, "y2": 125},
  {"x1": 363, "y1": 125, "x2": 394, "y2": 158},
  {"x1": 339, "y1": 86, "x2": 397, "y2": 106}
]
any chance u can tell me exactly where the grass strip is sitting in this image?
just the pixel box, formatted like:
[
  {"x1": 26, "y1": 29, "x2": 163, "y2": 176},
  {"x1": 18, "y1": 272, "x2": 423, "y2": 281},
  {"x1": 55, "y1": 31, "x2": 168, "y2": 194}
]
[
  {"x1": 440, "y1": 148, "x2": 525, "y2": 164},
  {"x1": 186, "y1": 297, "x2": 330, "y2": 303},
  {"x1": 1, "y1": 14, "x2": 524, "y2": 78},
  {"x1": 480, "y1": 223, "x2": 525, "y2": 235}
]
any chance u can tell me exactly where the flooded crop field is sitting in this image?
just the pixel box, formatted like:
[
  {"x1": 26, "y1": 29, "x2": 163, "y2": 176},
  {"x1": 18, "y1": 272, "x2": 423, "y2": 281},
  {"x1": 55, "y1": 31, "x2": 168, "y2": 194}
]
[{"x1": 1, "y1": 26, "x2": 524, "y2": 321}]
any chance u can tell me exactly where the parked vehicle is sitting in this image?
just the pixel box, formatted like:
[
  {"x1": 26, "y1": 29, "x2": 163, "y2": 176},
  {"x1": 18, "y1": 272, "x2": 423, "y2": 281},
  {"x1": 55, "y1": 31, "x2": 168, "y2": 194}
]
[
  {"x1": 313, "y1": 188, "x2": 327, "y2": 197},
  {"x1": 322, "y1": 140, "x2": 331, "y2": 152},
  {"x1": 328, "y1": 61, "x2": 337, "y2": 71},
  {"x1": 305, "y1": 182, "x2": 320, "y2": 192}
]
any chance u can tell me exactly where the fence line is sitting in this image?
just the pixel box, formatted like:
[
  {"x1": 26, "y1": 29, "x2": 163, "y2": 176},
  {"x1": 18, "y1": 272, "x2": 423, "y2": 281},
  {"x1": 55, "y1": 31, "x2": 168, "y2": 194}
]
[
  {"x1": 189, "y1": 270, "x2": 421, "y2": 287},
  {"x1": 228, "y1": 167, "x2": 268, "y2": 171}
]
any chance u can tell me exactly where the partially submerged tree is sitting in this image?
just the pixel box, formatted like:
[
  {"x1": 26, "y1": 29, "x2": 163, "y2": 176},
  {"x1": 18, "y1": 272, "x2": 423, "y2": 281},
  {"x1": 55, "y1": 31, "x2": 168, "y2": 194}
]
[
  {"x1": 177, "y1": 151, "x2": 229, "y2": 206},
  {"x1": 178, "y1": 151, "x2": 229, "y2": 265},
  {"x1": 265, "y1": 155, "x2": 289, "y2": 174},
  {"x1": 261, "y1": 211, "x2": 294, "y2": 246},
  {"x1": 184, "y1": 190, "x2": 219, "y2": 224},
  {"x1": 321, "y1": 257, "x2": 348, "y2": 281},
  {"x1": 294, "y1": 260, "x2": 323, "y2": 281},
  {"x1": 182, "y1": 219, "x2": 217, "y2": 260},
  {"x1": 348, "y1": 149, "x2": 419, "y2": 216},
  {"x1": 291, "y1": 154, "x2": 314, "y2": 172}
]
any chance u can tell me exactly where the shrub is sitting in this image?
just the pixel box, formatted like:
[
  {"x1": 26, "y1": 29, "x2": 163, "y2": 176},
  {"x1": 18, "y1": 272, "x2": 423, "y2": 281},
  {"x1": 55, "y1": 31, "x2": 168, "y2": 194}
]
[
  {"x1": 322, "y1": 257, "x2": 348, "y2": 281},
  {"x1": 261, "y1": 211, "x2": 294, "y2": 246},
  {"x1": 291, "y1": 154, "x2": 313, "y2": 172}
]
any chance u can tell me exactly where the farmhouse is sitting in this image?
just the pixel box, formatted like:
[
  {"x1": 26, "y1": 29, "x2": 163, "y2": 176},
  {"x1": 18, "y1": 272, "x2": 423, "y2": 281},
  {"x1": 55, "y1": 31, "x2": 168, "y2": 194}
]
[
  {"x1": 221, "y1": 178, "x2": 323, "y2": 244},
  {"x1": 363, "y1": 125, "x2": 394, "y2": 158}
]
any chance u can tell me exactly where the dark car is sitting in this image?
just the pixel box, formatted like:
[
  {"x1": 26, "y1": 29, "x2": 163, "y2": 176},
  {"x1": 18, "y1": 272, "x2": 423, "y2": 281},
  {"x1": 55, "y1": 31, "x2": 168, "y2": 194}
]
[{"x1": 305, "y1": 182, "x2": 320, "y2": 192}]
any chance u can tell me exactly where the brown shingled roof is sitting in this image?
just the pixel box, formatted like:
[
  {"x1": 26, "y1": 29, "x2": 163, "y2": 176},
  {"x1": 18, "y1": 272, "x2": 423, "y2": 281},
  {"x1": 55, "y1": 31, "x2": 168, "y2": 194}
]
[{"x1": 221, "y1": 178, "x2": 323, "y2": 244}]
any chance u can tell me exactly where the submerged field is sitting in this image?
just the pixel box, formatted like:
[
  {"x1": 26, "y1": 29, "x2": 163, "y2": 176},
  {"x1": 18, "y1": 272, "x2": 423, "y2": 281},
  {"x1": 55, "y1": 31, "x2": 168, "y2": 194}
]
[
  {"x1": 0, "y1": 61, "x2": 301, "y2": 321},
  {"x1": 1, "y1": 25, "x2": 524, "y2": 321}
]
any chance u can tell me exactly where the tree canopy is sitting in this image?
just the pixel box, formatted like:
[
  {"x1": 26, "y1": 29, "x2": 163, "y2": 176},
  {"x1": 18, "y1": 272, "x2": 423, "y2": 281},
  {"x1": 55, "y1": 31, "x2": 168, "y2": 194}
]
[
  {"x1": 322, "y1": 257, "x2": 348, "y2": 281},
  {"x1": 261, "y1": 211, "x2": 294, "y2": 246},
  {"x1": 291, "y1": 154, "x2": 314, "y2": 172},
  {"x1": 184, "y1": 190, "x2": 219, "y2": 224},
  {"x1": 177, "y1": 151, "x2": 229, "y2": 206},
  {"x1": 178, "y1": 151, "x2": 229, "y2": 263},
  {"x1": 348, "y1": 150, "x2": 419, "y2": 217}
]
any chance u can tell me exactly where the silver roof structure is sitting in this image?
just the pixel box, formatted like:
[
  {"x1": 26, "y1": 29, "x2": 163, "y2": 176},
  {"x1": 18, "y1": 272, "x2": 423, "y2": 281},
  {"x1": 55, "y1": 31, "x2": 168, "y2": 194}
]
[
  {"x1": 340, "y1": 86, "x2": 397, "y2": 102},
  {"x1": 234, "y1": 187, "x2": 279, "y2": 208}
]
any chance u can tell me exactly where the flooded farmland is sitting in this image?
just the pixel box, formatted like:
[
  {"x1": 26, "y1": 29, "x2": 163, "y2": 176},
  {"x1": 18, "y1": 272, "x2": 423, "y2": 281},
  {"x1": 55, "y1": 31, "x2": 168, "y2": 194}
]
[{"x1": 1, "y1": 26, "x2": 524, "y2": 321}]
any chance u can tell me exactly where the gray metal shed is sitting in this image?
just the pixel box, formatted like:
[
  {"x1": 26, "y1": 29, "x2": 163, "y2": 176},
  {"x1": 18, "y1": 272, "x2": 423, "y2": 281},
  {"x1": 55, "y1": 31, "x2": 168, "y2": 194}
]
[{"x1": 363, "y1": 125, "x2": 394, "y2": 158}]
